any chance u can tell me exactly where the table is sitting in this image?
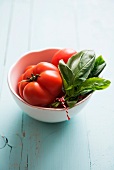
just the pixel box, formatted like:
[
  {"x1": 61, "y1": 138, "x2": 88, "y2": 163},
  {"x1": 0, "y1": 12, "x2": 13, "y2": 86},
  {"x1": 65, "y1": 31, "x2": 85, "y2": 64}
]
[{"x1": 0, "y1": 0, "x2": 114, "y2": 169}]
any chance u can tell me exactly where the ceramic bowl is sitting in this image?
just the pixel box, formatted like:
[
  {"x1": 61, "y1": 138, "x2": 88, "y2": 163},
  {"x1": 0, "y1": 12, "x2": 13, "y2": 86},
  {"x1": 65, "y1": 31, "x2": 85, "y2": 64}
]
[{"x1": 8, "y1": 48, "x2": 91, "y2": 123}]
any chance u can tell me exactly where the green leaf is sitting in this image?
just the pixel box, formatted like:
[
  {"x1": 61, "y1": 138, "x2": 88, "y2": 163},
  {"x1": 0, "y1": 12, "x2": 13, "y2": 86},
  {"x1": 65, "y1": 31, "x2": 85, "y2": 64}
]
[
  {"x1": 67, "y1": 51, "x2": 83, "y2": 71},
  {"x1": 65, "y1": 85, "x2": 74, "y2": 91},
  {"x1": 58, "y1": 60, "x2": 75, "y2": 96},
  {"x1": 75, "y1": 77, "x2": 111, "y2": 96},
  {"x1": 72, "y1": 50, "x2": 96, "y2": 86},
  {"x1": 58, "y1": 60, "x2": 74, "y2": 86},
  {"x1": 57, "y1": 50, "x2": 111, "y2": 108},
  {"x1": 89, "y1": 55, "x2": 106, "y2": 77},
  {"x1": 51, "y1": 101, "x2": 60, "y2": 108},
  {"x1": 67, "y1": 100, "x2": 77, "y2": 108}
]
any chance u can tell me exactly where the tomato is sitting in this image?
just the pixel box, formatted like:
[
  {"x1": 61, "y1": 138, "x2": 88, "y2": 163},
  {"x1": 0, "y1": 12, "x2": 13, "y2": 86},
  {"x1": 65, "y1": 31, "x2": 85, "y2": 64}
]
[
  {"x1": 24, "y1": 65, "x2": 35, "y2": 72},
  {"x1": 23, "y1": 67, "x2": 35, "y2": 80},
  {"x1": 18, "y1": 74, "x2": 24, "y2": 88},
  {"x1": 19, "y1": 81, "x2": 28, "y2": 98},
  {"x1": 34, "y1": 62, "x2": 59, "y2": 74},
  {"x1": 51, "y1": 48, "x2": 77, "y2": 67},
  {"x1": 23, "y1": 82, "x2": 54, "y2": 106},
  {"x1": 18, "y1": 62, "x2": 63, "y2": 106},
  {"x1": 18, "y1": 65, "x2": 35, "y2": 87},
  {"x1": 37, "y1": 70, "x2": 62, "y2": 96}
]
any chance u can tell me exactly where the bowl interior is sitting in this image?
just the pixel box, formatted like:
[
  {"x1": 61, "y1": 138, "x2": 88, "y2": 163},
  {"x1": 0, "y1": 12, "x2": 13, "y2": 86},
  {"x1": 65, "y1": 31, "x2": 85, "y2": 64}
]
[
  {"x1": 8, "y1": 48, "x2": 59, "y2": 98},
  {"x1": 8, "y1": 48, "x2": 92, "y2": 122}
]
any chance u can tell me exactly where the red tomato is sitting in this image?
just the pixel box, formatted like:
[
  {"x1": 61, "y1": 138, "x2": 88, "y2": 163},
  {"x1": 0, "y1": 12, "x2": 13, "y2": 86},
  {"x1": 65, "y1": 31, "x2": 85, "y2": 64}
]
[
  {"x1": 18, "y1": 62, "x2": 63, "y2": 106},
  {"x1": 18, "y1": 74, "x2": 24, "y2": 88},
  {"x1": 23, "y1": 82, "x2": 54, "y2": 106},
  {"x1": 37, "y1": 70, "x2": 62, "y2": 96},
  {"x1": 18, "y1": 65, "x2": 35, "y2": 87},
  {"x1": 34, "y1": 62, "x2": 59, "y2": 74},
  {"x1": 23, "y1": 67, "x2": 35, "y2": 80},
  {"x1": 51, "y1": 48, "x2": 77, "y2": 67},
  {"x1": 19, "y1": 81, "x2": 28, "y2": 98},
  {"x1": 24, "y1": 65, "x2": 35, "y2": 72}
]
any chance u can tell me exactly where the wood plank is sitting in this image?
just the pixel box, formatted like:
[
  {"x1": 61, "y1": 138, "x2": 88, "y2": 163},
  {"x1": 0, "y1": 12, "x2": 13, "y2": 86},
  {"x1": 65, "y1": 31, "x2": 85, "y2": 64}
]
[
  {"x1": 0, "y1": 0, "x2": 32, "y2": 169},
  {"x1": 20, "y1": 113, "x2": 90, "y2": 170},
  {"x1": 0, "y1": 1, "x2": 14, "y2": 168},
  {"x1": 76, "y1": 0, "x2": 114, "y2": 169},
  {"x1": 0, "y1": 0, "x2": 13, "y2": 98},
  {"x1": 30, "y1": 0, "x2": 78, "y2": 50}
]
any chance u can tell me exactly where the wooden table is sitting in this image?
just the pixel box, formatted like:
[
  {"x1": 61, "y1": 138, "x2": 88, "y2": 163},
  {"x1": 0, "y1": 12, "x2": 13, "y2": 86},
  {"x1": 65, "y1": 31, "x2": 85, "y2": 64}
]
[{"x1": 0, "y1": 0, "x2": 114, "y2": 169}]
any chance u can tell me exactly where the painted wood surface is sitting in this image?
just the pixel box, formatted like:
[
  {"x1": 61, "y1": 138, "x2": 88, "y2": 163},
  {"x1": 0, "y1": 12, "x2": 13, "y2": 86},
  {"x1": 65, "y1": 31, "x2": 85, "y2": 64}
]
[{"x1": 0, "y1": 0, "x2": 114, "y2": 169}]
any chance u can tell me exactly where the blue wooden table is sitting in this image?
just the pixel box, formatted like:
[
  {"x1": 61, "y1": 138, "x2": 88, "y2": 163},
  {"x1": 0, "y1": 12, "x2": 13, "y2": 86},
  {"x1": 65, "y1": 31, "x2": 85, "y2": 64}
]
[{"x1": 0, "y1": 0, "x2": 114, "y2": 169}]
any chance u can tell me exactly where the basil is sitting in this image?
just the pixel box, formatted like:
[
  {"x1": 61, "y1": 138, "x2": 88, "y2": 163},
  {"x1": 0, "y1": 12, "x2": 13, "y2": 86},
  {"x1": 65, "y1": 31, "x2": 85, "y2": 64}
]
[
  {"x1": 74, "y1": 77, "x2": 111, "y2": 96},
  {"x1": 51, "y1": 50, "x2": 111, "y2": 109},
  {"x1": 58, "y1": 60, "x2": 75, "y2": 96},
  {"x1": 68, "y1": 50, "x2": 96, "y2": 86},
  {"x1": 58, "y1": 50, "x2": 111, "y2": 108},
  {"x1": 89, "y1": 55, "x2": 106, "y2": 77}
]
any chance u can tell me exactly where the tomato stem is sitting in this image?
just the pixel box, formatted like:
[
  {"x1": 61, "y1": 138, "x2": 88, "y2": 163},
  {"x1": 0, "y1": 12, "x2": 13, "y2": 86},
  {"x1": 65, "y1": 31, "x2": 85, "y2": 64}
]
[{"x1": 26, "y1": 74, "x2": 40, "y2": 82}]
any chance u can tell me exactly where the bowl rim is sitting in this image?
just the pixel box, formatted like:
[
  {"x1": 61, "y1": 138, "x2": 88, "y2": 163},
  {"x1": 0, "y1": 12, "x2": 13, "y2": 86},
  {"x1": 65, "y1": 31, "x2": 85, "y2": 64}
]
[{"x1": 7, "y1": 48, "x2": 92, "y2": 111}]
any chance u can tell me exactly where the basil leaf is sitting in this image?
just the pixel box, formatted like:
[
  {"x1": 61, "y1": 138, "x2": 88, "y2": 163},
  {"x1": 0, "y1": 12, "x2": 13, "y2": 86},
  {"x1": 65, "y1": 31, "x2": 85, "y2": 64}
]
[
  {"x1": 67, "y1": 50, "x2": 95, "y2": 86},
  {"x1": 67, "y1": 51, "x2": 83, "y2": 71},
  {"x1": 72, "y1": 50, "x2": 96, "y2": 86},
  {"x1": 51, "y1": 101, "x2": 60, "y2": 108},
  {"x1": 75, "y1": 77, "x2": 111, "y2": 96},
  {"x1": 67, "y1": 100, "x2": 77, "y2": 108},
  {"x1": 58, "y1": 59, "x2": 74, "y2": 86},
  {"x1": 58, "y1": 50, "x2": 111, "y2": 108},
  {"x1": 58, "y1": 60, "x2": 75, "y2": 96},
  {"x1": 89, "y1": 55, "x2": 106, "y2": 77}
]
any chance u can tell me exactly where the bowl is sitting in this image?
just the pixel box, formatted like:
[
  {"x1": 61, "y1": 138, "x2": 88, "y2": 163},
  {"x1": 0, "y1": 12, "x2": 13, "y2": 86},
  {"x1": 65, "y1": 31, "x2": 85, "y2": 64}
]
[{"x1": 8, "y1": 48, "x2": 91, "y2": 123}]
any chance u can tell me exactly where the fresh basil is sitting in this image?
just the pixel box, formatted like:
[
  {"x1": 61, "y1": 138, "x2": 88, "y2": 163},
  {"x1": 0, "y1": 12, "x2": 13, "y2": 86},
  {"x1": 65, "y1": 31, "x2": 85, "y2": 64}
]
[
  {"x1": 68, "y1": 50, "x2": 96, "y2": 86},
  {"x1": 58, "y1": 59, "x2": 74, "y2": 86},
  {"x1": 66, "y1": 100, "x2": 78, "y2": 108},
  {"x1": 58, "y1": 60, "x2": 75, "y2": 96},
  {"x1": 52, "y1": 49, "x2": 111, "y2": 108},
  {"x1": 74, "y1": 77, "x2": 111, "y2": 97},
  {"x1": 89, "y1": 55, "x2": 106, "y2": 77},
  {"x1": 67, "y1": 50, "x2": 83, "y2": 71}
]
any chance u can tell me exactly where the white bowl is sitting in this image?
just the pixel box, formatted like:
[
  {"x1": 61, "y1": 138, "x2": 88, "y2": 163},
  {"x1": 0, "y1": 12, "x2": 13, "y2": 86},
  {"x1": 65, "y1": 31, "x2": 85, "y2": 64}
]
[{"x1": 8, "y1": 48, "x2": 91, "y2": 123}]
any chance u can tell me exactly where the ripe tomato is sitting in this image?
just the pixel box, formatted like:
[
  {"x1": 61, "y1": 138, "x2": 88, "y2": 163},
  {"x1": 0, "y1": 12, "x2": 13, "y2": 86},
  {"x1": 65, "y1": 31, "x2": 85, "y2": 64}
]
[
  {"x1": 19, "y1": 81, "x2": 28, "y2": 98},
  {"x1": 18, "y1": 62, "x2": 63, "y2": 106},
  {"x1": 51, "y1": 48, "x2": 77, "y2": 67},
  {"x1": 18, "y1": 73, "x2": 24, "y2": 88},
  {"x1": 18, "y1": 65, "x2": 35, "y2": 87},
  {"x1": 23, "y1": 67, "x2": 35, "y2": 80},
  {"x1": 24, "y1": 65, "x2": 35, "y2": 72},
  {"x1": 23, "y1": 82, "x2": 54, "y2": 106}
]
